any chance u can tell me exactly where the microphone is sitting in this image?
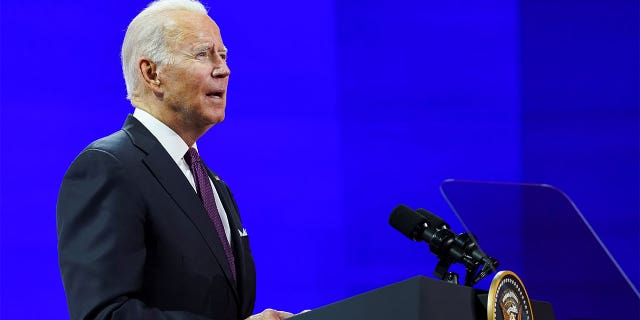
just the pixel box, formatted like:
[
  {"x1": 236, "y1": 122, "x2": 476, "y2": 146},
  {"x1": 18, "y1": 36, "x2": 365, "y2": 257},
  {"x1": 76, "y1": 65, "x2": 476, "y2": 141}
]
[
  {"x1": 389, "y1": 205, "x2": 476, "y2": 267},
  {"x1": 416, "y1": 208, "x2": 491, "y2": 266},
  {"x1": 389, "y1": 205, "x2": 499, "y2": 286},
  {"x1": 416, "y1": 208, "x2": 450, "y2": 230}
]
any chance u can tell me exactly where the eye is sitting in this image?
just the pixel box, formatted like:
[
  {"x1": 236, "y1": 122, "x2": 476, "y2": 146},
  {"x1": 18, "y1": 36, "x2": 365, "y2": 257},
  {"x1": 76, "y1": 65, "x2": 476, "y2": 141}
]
[
  {"x1": 196, "y1": 51, "x2": 208, "y2": 59},
  {"x1": 219, "y1": 52, "x2": 227, "y2": 61}
]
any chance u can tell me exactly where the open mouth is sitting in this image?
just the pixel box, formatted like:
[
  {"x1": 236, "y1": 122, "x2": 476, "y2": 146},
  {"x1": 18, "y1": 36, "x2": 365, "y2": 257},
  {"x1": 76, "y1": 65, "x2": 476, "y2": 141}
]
[{"x1": 206, "y1": 90, "x2": 224, "y2": 99}]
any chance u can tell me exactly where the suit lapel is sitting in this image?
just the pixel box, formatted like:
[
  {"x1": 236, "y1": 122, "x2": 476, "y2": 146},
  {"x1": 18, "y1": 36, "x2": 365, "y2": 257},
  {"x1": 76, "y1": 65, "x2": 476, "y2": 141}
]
[
  {"x1": 208, "y1": 171, "x2": 244, "y2": 252},
  {"x1": 205, "y1": 159, "x2": 256, "y2": 317},
  {"x1": 207, "y1": 165, "x2": 251, "y2": 308},
  {"x1": 121, "y1": 115, "x2": 239, "y2": 297}
]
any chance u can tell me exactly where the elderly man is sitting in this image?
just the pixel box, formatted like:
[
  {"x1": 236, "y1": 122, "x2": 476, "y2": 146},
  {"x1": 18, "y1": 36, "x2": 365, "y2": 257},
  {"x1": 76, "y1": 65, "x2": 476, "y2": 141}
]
[{"x1": 56, "y1": 1, "x2": 293, "y2": 319}]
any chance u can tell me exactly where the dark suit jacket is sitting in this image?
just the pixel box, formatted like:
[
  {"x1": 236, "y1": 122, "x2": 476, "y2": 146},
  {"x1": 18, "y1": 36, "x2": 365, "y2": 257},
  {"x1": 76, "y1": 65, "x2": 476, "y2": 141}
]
[{"x1": 57, "y1": 115, "x2": 256, "y2": 320}]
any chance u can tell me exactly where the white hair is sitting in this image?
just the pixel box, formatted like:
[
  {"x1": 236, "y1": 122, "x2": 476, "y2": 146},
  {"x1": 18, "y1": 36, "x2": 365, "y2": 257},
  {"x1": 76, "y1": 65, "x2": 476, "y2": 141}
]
[{"x1": 121, "y1": 0, "x2": 208, "y2": 100}]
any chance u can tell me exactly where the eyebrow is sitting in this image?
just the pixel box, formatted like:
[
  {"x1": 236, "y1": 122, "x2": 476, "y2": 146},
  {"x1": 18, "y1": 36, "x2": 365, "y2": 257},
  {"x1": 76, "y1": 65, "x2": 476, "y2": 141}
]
[
  {"x1": 193, "y1": 45, "x2": 211, "y2": 52},
  {"x1": 193, "y1": 45, "x2": 228, "y2": 53}
]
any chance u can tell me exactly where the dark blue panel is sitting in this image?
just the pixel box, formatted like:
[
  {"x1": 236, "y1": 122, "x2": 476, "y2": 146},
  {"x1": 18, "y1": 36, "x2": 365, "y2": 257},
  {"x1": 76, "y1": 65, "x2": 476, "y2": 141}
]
[{"x1": 521, "y1": 0, "x2": 640, "y2": 290}]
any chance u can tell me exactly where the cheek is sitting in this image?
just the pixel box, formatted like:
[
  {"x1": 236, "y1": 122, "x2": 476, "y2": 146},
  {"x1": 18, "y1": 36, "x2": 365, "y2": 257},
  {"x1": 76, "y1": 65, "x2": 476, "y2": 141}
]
[{"x1": 164, "y1": 66, "x2": 213, "y2": 99}]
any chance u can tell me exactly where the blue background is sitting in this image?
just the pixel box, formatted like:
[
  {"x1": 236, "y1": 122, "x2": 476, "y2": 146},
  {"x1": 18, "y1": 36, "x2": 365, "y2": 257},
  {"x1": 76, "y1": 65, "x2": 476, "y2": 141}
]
[{"x1": 0, "y1": 0, "x2": 637, "y2": 318}]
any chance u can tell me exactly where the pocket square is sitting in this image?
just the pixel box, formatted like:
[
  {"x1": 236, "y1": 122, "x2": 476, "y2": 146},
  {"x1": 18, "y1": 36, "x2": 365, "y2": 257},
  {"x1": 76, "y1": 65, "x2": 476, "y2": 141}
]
[{"x1": 238, "y1": 228, "x2": 248, "y2": 237}]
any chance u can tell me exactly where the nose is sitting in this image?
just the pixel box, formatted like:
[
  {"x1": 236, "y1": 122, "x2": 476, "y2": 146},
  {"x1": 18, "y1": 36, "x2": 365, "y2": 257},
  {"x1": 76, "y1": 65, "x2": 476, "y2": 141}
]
[{"x1": 212, "y1": 60, "x2": 230, "y2": 79}]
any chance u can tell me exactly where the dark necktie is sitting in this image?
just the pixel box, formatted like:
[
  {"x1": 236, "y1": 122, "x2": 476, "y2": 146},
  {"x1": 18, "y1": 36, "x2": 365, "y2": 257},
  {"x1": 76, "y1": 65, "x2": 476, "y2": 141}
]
[{"x1": 184, "y1": 147, "x2": 236, "y2": 281}]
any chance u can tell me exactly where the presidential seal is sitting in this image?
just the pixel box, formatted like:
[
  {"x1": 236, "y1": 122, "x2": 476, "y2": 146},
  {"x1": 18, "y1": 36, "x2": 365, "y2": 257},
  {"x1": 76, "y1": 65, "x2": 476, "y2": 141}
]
[{"x1": 487, "y1": 271, "x2": 534, "y2": 320}]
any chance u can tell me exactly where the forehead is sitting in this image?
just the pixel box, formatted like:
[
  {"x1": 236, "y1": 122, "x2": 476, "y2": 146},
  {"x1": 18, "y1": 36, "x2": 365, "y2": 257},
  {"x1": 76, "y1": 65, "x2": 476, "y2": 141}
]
[{"x1": 165, "y1": 11, "x2": 223, "y2": 48}]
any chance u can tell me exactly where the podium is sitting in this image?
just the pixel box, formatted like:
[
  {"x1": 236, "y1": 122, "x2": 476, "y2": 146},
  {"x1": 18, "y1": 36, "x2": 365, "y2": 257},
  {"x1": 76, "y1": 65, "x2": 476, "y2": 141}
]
[{"x1": 290, "y1": 276, "x2": 554, "y2": 320}]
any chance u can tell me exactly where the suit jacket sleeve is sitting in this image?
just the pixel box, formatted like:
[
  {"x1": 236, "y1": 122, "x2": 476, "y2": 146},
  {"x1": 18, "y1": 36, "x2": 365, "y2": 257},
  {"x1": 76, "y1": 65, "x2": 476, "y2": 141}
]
[{"x1": 57, "y1": 148, "x2": 215, "y2": 320}]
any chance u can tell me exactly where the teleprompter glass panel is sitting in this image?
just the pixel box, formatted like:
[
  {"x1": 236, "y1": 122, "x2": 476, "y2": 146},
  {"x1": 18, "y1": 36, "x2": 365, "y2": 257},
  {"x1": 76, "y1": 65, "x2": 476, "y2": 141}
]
[{"x1": 440, "y1": 180, "x2": 639, "y2": 320}]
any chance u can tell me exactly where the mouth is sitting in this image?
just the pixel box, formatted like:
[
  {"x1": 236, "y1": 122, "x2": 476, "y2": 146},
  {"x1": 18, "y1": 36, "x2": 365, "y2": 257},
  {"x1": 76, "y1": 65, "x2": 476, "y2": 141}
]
[{"x1": 206, "y1": 89, "x2": 225, "y2": 99}]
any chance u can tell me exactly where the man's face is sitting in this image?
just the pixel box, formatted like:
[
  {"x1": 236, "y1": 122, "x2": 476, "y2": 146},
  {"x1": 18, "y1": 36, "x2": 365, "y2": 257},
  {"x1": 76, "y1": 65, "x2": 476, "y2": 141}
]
[{"x1": 158, "y1": 11, "x2": 230, "y2": 131}]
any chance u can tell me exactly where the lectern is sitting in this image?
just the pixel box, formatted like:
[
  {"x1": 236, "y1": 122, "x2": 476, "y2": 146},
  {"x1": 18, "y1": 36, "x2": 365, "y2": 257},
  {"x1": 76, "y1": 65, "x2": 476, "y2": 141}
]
[{"x1": 290, "y1": 276, "x2": 554, "y2": 320}]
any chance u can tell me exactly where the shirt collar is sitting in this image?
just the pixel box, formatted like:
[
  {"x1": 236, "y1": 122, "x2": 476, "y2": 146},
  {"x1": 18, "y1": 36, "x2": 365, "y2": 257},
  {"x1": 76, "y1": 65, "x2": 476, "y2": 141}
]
[{"x1": 132, "y1": 108, "x2": 198, "y2": 163}]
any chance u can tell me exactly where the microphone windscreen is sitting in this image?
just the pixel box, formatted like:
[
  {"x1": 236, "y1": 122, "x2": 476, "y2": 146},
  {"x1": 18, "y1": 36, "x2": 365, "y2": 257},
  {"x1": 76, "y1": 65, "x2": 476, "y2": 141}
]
[
  {"x1": 416, "y1": 208, "x2": 450, "y2": 229},
  {"x1": 389, "y1": 205, "x2": 426, "y2": 240}
]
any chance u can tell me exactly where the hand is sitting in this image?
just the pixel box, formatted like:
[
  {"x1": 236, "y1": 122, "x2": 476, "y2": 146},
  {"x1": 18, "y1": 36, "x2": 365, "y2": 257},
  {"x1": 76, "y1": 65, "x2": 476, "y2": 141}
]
[{"x1": 246, "y1": 308, "x2": 294, "y2": 320}]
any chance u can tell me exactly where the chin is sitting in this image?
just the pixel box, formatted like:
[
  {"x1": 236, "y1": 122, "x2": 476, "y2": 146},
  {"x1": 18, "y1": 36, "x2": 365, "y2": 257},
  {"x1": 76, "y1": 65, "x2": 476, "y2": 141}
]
[
  {"x1": 205, "y1": 111, "x2": 225, "y2": 126},
  {"x1": 198, "y1": 100, "x2": 226, "y2": 126}
]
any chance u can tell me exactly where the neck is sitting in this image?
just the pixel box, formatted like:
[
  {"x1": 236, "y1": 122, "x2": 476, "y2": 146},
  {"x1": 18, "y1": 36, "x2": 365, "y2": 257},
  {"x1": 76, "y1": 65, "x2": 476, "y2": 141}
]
[{"x1": 131, "y1": 98, "x2": 207, "y2": 147}]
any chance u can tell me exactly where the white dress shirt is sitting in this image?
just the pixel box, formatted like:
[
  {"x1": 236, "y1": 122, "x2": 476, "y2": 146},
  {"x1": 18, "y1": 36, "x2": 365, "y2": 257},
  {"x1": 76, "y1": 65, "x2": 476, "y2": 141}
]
[{"x1": 133, "y1": 108, "x2": 232, "y2": 244}]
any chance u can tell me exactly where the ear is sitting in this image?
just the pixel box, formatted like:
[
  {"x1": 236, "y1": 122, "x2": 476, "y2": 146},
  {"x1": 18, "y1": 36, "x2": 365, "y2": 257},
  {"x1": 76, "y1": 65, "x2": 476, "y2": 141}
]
[{"x1": 138, "y1": 58, "x2": 162, "y2": 94}]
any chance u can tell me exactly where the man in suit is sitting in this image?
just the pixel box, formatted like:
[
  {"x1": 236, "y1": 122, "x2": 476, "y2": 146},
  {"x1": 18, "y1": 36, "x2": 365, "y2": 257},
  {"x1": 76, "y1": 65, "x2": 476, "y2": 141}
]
[{"x1": 56, "y1": 1, "x2": 294, "y2": 319}]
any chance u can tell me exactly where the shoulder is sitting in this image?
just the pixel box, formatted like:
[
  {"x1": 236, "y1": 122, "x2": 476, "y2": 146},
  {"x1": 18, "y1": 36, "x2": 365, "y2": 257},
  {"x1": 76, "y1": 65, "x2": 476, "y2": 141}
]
[
  {"x1": 59, "y1": 131, "x2": 147, "y2": 194},
  {"x1": 70, "y1": 128, "x2": 145, "y2": 169},
  {"x1": 58, "y1": 129, "x2": 147, "y2": 211},
  {"x1": 85, "y1": 130, "x2": 136, "y2": 158}
]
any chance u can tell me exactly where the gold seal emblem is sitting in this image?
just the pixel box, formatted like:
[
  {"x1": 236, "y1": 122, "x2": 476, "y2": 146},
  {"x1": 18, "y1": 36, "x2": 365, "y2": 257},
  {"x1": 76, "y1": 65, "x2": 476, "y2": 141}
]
[{"x1": 487, "y1": 271, "x2": 534, "y2": 320}]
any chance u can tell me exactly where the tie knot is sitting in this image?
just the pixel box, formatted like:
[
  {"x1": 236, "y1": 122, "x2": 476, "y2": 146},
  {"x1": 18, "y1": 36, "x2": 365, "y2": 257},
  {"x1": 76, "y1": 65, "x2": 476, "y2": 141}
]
[{"x1": 184, "y1": 147, "x2": 201, "y2": 166}]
